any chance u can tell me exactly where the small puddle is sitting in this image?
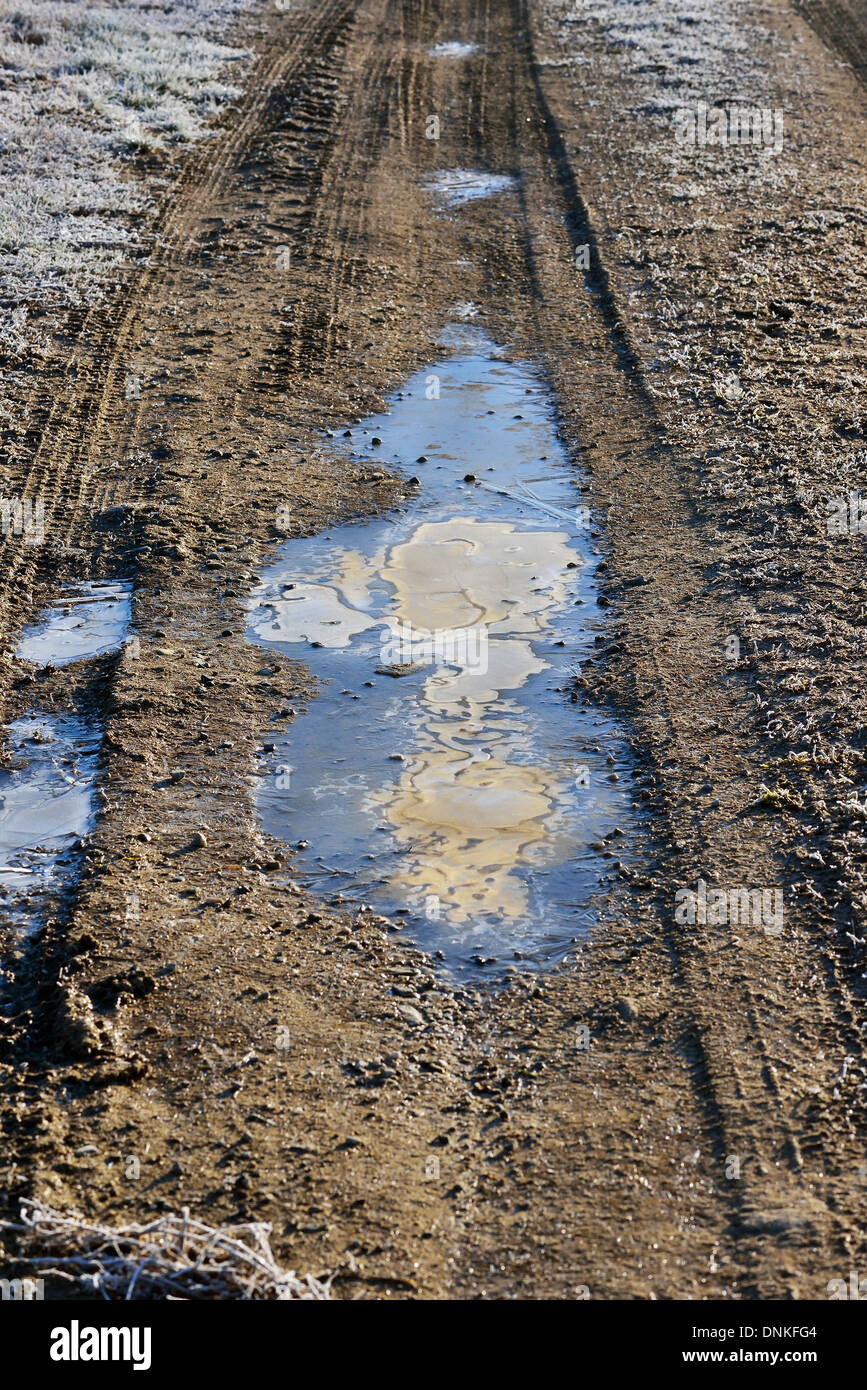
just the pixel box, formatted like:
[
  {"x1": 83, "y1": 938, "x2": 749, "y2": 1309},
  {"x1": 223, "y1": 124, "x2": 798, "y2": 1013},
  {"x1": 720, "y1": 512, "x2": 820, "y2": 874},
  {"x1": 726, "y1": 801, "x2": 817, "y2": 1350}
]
[
  {"x1": 247, "y1": 334, "x2": 635, "y2": 973},
  {"x1": 0, "y1": 713, "x2": 100, "y2": 937},
  {"x1": 2, "y1": 581, "x2": 125, "y2": 945},
  {"x1": 16, "y1": 581, "x2": 132, "y2": 666},
  {"x1": 428, "y1": 42, "x2": 479, "y2": 59},
  {"x1": 423, "y1": 169, "x2": 518, "y2": 209}
]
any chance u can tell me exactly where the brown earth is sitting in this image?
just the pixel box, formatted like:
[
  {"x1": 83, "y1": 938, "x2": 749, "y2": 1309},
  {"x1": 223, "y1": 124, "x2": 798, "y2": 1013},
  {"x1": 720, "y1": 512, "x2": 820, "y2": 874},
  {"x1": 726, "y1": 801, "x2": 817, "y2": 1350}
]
[{"x1": 1, "y1": 0, "x2": 866, "y2": 1299}]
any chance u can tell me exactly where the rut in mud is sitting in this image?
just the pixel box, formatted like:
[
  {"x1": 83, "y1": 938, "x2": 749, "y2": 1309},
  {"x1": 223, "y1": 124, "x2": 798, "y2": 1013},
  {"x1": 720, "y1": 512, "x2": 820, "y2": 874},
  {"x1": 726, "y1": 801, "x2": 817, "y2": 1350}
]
[{"x1": 0, "y1": 0, "x2": 865, "y2": 1301}]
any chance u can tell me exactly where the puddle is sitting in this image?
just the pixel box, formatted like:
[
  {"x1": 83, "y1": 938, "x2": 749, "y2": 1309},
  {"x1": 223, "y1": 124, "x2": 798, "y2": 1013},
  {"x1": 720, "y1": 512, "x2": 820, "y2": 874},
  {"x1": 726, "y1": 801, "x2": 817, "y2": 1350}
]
[
  {"x1": 423, "y1": 169, "x2": 518, "y2": 209},
  {"x1": 436, "y1": 321, "x2": 496, "y2": 353},
  {"x1": 2, "y1": 579, "x2": 122, "y2": 948},
  {"x1": 428, "y1": 42, "x2": 479, "y2": 59},
  {"x1": 16, "y1": 581, "x2": 132, "y2": 666},
  {"x1": 247, "y1": 334, "x2": 635, "y2": 973},
  {"x1": 0, "y1": 713, "x2": 100, "y2": 938}
]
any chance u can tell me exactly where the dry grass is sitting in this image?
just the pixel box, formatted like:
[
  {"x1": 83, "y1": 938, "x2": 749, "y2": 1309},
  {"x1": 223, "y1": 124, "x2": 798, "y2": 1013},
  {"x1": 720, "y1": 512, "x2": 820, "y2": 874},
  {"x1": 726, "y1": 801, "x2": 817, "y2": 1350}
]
[
  {"x1": 0, "y1": 0, "x2": 254, "y2": 352},
  {"x1": 0, "y1": 1200, "x2": 332, "y2": 1300}
]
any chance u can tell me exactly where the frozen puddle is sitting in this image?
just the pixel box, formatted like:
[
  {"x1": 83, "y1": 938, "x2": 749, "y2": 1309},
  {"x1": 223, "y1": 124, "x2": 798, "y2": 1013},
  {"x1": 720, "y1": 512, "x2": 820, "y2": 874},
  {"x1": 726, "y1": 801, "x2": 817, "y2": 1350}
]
[
  {"x1": 16, "y1": 581, "x2": 132, "y2": 666},
  {"x1": 3, "y1": 578, "x2": 124, "y2": 942},
  {"x1": 0, "y1": 714, "x2": 99, "y2": 937},
  {"x1": 247, "y1": 335, "x2": 635, "y2": 972},
  {"x1": 428, "y1": 42, "x2": 479, "y2": 58},
  {"x1": 423, "y1": 169, "x2": 518, "y2": 209}
]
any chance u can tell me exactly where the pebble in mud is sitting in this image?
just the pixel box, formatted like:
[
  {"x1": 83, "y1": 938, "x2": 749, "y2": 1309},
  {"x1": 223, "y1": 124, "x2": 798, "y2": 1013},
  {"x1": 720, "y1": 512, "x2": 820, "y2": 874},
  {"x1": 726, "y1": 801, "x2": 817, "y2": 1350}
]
[{"x1": 395, "y1": 1003, "x2": 425, "y2": 1027}]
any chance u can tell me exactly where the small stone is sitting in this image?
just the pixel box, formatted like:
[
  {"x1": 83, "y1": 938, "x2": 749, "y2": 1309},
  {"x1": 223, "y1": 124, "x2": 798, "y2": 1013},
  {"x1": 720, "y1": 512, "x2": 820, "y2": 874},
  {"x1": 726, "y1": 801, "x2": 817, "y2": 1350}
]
[
  {"x1": 190, "y1": 831, "x2": 207, "y2": 849},
  {"x1": 395, "y1": 1003, "x2": 425, "y2": 1027}
]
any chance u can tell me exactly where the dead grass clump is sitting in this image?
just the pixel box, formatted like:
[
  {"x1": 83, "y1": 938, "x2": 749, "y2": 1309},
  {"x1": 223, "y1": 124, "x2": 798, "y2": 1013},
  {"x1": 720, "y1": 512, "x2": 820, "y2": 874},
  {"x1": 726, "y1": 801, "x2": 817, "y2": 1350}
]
[{"x1": 0, "y1": 1201, "x2": 331, "y2": 1300}]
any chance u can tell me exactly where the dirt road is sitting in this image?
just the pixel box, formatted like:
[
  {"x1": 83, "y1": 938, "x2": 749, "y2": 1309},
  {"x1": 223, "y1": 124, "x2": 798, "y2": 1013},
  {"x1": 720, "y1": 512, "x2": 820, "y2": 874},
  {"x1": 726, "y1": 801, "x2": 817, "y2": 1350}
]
[{"x1": 1, "y1": 0, "x2": 866, "y2": 1299}]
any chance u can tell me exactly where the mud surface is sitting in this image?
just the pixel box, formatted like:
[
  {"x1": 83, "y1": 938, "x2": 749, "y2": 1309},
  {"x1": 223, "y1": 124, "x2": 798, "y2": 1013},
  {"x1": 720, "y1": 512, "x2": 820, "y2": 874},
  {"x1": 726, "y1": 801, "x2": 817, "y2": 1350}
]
[{"x1": 1, "y1": 0, "x2": 866, "y2": 1299}]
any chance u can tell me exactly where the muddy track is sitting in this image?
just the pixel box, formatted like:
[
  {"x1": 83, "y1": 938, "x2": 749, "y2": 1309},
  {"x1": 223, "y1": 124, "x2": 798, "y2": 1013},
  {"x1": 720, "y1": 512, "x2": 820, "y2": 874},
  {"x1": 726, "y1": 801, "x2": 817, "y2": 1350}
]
[
  {"x1": 0, "y1": 0, "x2": 356, "y2": 609},
  {"x1": 794, "y1": 0, "x2": 867, "y2": 83},
  {"x1": 0, "y1": 0, "x2": 865, "y2": 1299}
]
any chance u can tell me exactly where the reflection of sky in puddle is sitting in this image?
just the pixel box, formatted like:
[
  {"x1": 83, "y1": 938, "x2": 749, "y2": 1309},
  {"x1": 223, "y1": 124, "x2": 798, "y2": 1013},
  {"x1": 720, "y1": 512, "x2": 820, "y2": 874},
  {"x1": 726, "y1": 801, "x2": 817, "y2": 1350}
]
[
  {"x1": 247, "y1": 340, "x2": 634, "y2": 973},
  {"x1": 428, "y1": 41, "x2": 479, "y2": 58},
  {"x1": 0, "y1": 713, "x2": 100, "y2": 937},
  {"x1": 16, "y1": 581, "x2": 131, "y2": 666},
  {"x1": 423, "y1": 169, "x2": 518, "y2": 209}
]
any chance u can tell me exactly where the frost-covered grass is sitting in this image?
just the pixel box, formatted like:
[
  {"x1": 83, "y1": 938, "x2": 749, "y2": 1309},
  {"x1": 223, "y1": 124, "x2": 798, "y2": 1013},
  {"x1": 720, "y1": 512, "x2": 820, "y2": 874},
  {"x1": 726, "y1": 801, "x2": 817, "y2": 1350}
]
[
  {"x1": 0, "y1": 0, "x2": 255, "y2": 353},
  {"x1": 0, "y1": 1201, "x2": 332, "y2": 1299}
]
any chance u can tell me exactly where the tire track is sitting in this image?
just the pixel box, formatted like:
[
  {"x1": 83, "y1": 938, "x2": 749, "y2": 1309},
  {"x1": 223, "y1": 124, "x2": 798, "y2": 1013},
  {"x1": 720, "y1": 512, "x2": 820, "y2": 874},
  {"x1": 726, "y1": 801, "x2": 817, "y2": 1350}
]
[
  {"x1": 515, "y1": 0, "x2": 866, "y2": 1289},
  {"x1": 2, "y1": 0, "x2": 863, "y2": 1301},
  {"x1": 0, "y1": 0, "x2": 356, "y2": 632}
]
